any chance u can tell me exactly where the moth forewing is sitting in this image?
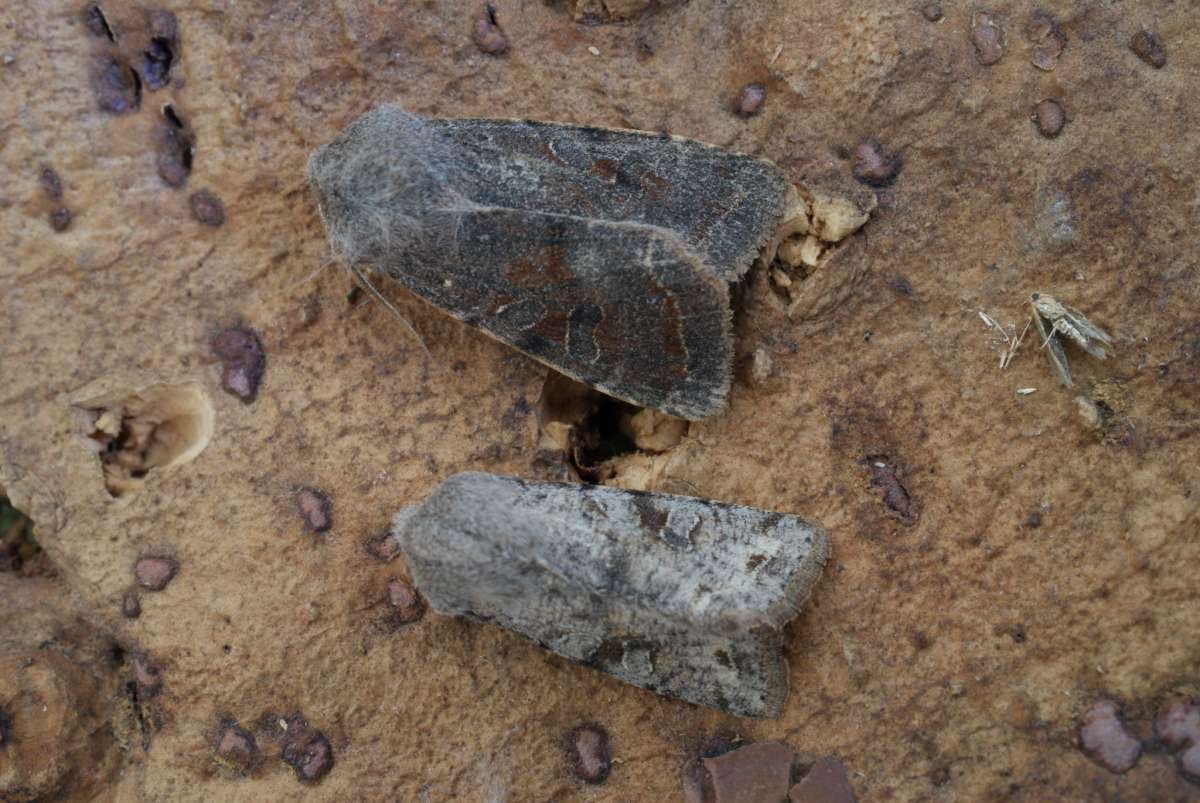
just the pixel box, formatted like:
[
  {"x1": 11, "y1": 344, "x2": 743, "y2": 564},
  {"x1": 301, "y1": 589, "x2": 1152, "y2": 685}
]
[
  {"x1": 1057, "y1": 300, "x2": 1113, "y2": 359},
  {"x1": 1030, "y1": 297, "x2": 1074, "y2": 386},
  {"x1": 1031, "y1": 294, "x2": 1113, "y2": 358},
  {"x1": 394, "y1": 472, "x2": 830, "y2": 717},
  {"x1": 307, "y1": 105, "x2": 795, "y2": 420},
  {"x1": 1044, "y1": 328, "x2": 1074, "y2": 386}
]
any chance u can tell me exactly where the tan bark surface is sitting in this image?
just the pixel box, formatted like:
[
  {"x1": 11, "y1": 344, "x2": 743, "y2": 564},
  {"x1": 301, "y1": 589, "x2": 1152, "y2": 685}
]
[{"x1": 1, "y1": 1, "x2": 1197, "y2": 800}]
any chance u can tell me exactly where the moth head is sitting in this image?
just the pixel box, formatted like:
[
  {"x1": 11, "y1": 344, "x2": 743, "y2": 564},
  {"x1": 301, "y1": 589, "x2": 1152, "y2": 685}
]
[{"x1": 307, "y1": 105, "x2": 462, "y2": 266}]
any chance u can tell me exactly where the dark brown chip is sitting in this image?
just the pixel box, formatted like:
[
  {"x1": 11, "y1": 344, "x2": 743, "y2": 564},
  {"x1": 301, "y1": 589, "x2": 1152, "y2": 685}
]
[
  {"x1": 82, "y1": 4, "x2": 116, "y2": 41},
  {"x1": 567, "y1": 723, "x2": 612, "y2": 784},
  {"x1": 295, "y1": 487, "x2": 332, "y2": 533},
  {"x1": 1130, "y1": 29, "x2": 1166, "y2": 69},
  {"x1": 386, "y1": 578, "x2": 426, "y2": 625},
  {"x1": 130, "y1": 652, "x2": 163, "y2": 697},
  {"x1": 39, "y1": 166, "x2": 63, "y2": 200},
  {"x1": 733, "y1": 84, "x2": 766, "y2": 118},
  {"x1": 789, "y1": 756, "x2": 858, "y2": 803},
  {"x1": 851, "y1": 140, "x2": 900, "y2": 187},
  {"x1": 156, "y1": 109, "x2": 194, "y2": 188},
  {"x1": 48, "y1": 207, "x2": 73, "y2": 232},
  {"x1": 215, "y1": 721, "x2": 258, "y2": 773},
  {"x1": 365, "y1": 532, "x2": 402, "y2": 562},
  {"x1": 92, "y1": 56, "x2": 141, "y2": 114},
  {"x1": 971, "y1": 12, "x2": 1005, "y2": 66},
  {"x1": 1033, "y1": 99, "x2": 1066, "y2": 138},
  {"x1": 212, "y1": 326, "x2": 265, "y2": 402},
  {"x1": 121, "y1": 591, "x2": 142, "y2": 618},
  {"x1": 865, "y1": 456, "x2": 915, "y2": 522},
  {"x1": 282, "y1": 729, "x2": 334, "y2": 783},
  {"x1": 1079, "y1": 700, "x2": 1142, "y2": 773},
  {"x1": 703, "y1": 741, "x2": 794, "y2": 803},
  {"x1": 472, "y1": 4, "x2": 510, "y2": 55},
  {"x1": 189, "y1": 190, "x2": 225, "y2": 227},
  {"x1": 134, "y1": 555, "x2": 178, "y2": 591}
]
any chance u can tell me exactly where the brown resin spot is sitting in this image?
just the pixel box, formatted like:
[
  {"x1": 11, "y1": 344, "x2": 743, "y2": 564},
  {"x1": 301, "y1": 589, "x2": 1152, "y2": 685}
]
[
  {"x1": 639, "y1": 171, "x2": 668, "y2": 199},
  {"x1": 590, "y1": 159, "x2": 620, "y2": 183},
  {"x1": 504, "y1": 245, "x2": 572, "y2": 287},
  {"x1": 528, "y1": 309, "x2": 570, "y2": 345}
]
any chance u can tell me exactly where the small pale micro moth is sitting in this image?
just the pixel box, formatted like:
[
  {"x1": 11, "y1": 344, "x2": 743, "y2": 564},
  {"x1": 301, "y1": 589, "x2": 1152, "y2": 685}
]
[
  {"x1": 1029, "y1": 292, "x2": 1113, "y2": 387},
  {"x1": 392, "y1": 471, "x2": 829, "y2": 718},
  {"x1": 307, "y1": 106, "x2": 815, "y2": 420}
]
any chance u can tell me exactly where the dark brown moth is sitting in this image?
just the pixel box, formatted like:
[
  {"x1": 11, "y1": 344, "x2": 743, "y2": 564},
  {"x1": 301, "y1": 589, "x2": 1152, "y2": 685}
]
[{"x1": 307, "y1": 106, "x2": 794, "y2": 420}]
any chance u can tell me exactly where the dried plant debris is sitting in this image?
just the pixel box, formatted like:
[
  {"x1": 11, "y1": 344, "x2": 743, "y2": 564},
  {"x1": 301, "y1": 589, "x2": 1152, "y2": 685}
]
[
  {"x1": 308, "y1": 106, "x2": 866, "y2": 419},
  {"x1": 392, "y1": 472, "x2": 829, "y2": 717},
  {"x1": 977, "y1": 310, "x2": 1030, "y2": 370},
  {"x1": 766, "y1": 187, "x2": 873, "y2": 316},
  {"x1": 75, "y1": 383, "x2": 215, "y2": 497},
  {"x1": 1030, "y1": 293, "x2": 1113, "y2": 387}
]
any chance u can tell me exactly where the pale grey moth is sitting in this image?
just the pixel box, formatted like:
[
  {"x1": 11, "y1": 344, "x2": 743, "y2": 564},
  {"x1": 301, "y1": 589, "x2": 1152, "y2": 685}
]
[{"x1": 392, "y1": 472, "x2": 829, "y2": 718}]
